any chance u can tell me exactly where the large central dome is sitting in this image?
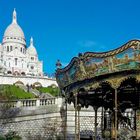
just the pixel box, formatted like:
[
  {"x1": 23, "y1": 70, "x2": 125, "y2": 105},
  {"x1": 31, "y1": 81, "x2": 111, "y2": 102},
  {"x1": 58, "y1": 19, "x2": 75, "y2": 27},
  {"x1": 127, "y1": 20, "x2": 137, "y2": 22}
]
[
  {"x1": 4, "y1": 23, "x2": 25, "y2": 39},
  {"x1": 3, "y1": 9, "x2": 26, "y2": 45}
]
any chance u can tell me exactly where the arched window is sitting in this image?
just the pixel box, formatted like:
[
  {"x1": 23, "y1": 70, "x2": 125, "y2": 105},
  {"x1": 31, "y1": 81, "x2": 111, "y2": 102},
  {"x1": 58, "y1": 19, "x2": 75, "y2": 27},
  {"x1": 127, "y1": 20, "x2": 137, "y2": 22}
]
[
  {"x1": 7, "y1": 71, "x2": 12, "y2": 74},
  {"x1": 15, "y1": 58, "x2": 18, "y2": 66}
]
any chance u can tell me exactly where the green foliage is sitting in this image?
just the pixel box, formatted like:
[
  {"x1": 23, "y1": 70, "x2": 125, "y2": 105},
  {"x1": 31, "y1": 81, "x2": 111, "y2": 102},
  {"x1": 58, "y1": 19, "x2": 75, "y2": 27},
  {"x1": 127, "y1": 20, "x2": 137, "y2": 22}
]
[
  {"x1": 0, "y1": 135, "x2": 6, "y2": 140},
  {"x1": 0, "y1": 85, "x2": 35, "y2": 100},
  {"x1": 5, "y1": 131, "x2": 21, "y2": 140},
  {"x1": 37, "y1": 86, "x2": 59, "y2": 97},
  {"x1": 0, "y1": 131, "x2": 21, "y2": 140}
]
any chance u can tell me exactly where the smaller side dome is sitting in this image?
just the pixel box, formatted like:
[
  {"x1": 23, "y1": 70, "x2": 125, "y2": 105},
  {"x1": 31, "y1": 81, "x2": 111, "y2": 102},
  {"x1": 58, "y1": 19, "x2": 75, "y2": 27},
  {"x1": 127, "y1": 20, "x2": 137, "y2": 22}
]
[{"x1": 27, "y1": 37, "x2": 37, "y2": 56}]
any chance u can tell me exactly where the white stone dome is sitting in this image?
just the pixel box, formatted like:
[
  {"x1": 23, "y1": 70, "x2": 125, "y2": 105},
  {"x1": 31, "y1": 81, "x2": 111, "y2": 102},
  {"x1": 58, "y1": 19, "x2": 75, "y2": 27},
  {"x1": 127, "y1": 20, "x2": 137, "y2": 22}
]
[
  {"x1": 27, "y1": 37, "x2": 37, "y2": 56},
  {"x1": 4, "y1": 23, "x2": 25, "y2": 39},
  {"x1": 2, "y1": 9, "x2": 26, "y2": 45}
]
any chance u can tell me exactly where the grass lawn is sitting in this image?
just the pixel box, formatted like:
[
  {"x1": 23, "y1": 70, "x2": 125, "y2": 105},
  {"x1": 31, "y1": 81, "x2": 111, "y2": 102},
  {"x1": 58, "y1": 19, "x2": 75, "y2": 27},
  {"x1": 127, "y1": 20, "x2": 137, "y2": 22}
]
[{"x1": 0, "y1": 85, "x2": 35, "y2": 100}]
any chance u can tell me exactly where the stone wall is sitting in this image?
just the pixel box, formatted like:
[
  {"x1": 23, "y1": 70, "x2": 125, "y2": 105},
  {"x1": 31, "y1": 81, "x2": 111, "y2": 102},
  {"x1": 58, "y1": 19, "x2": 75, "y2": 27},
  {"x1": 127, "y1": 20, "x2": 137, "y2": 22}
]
[
  {"x1": 0, "y1": 98, "x2": 63, "y2": 140},
  {"x1": 0, "y1": 98, "x2": 100, "y2": 140},
  {"x1": 0, "y1": 75, "x2": 57, "y2": 87}
]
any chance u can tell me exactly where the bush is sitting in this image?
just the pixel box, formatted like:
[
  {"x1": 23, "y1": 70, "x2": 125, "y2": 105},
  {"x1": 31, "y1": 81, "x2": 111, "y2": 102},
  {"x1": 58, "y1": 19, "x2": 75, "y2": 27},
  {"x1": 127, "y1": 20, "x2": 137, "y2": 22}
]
[
  {"x1": 37, "y1": 86, "x2": 59, "y2": 97},
  {"x1": 0, "y1": 135, "x2": 6, "y2": 140},
  {"x1": 5, "y1": 131, "x2": 21, "y2": 140}
]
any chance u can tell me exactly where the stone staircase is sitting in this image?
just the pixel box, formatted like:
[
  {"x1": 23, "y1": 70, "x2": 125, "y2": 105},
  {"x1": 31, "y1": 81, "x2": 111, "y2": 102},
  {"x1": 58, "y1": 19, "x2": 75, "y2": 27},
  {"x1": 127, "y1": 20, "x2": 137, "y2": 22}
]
[
  {"x1": 17, "y1": 85, "x2": 40, "y2": 96},
  {"x1": 17, "y1": 85, "x2": 54, "y2": 98},
  {"x1": 39, "y1": 92, "x2": 54, "y2": 98}
]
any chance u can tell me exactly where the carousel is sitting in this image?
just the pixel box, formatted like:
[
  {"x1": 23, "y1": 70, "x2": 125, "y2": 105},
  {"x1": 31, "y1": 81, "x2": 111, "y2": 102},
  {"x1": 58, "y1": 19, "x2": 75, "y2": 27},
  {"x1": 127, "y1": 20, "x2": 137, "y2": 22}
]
[{"x1": 56, "y1": 40, "x2": 140, "y2": 140}]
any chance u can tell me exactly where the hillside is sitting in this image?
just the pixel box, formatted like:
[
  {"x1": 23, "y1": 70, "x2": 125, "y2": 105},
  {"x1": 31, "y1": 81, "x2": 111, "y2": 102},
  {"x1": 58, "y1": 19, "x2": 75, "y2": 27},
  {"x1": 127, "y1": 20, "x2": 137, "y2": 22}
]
[{"x1": 0, "y1": 85, "x2": 35, "y2": 100}]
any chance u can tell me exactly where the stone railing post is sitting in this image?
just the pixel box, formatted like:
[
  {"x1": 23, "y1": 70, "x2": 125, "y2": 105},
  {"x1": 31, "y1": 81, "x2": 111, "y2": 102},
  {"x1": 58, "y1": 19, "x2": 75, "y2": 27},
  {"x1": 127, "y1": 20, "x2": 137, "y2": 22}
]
[
  {"x1": 36, "y1": 99, "x2": 40, "y2": 107},
  {"x1": 16, "y1": 100, "x2": 22, "y2": 107}
]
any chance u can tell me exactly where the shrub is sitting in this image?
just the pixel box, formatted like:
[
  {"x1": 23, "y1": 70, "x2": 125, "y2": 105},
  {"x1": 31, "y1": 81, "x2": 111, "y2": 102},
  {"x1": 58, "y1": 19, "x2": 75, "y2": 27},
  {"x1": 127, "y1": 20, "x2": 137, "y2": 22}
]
[
  {"x1": 5, "y1": 131, "x2": 21, "y2": 140},
  {"x1": 37, "y1": 86, "x2": 59, "y2": 97}
]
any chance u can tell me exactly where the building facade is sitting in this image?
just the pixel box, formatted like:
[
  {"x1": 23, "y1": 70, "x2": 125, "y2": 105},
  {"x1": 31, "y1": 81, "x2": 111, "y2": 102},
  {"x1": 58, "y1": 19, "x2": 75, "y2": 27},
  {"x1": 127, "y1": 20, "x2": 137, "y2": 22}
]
[{"x1": 0, "y1": 9, "x2": 43, "y2": 76}]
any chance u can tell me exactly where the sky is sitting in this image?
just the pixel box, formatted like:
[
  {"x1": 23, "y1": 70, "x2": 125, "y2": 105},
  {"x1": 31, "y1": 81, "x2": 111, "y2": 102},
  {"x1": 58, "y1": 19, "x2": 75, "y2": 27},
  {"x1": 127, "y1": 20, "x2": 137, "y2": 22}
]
[{"x1": 0, "y1": 0, "x2": 140, "y2": 75}]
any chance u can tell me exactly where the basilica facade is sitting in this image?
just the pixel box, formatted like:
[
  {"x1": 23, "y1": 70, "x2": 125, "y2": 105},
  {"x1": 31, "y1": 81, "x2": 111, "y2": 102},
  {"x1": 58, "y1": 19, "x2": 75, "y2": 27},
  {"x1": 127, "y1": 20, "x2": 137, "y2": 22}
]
[{"x1": 0, "y1": 9, "x2": 43, "y2": 76}]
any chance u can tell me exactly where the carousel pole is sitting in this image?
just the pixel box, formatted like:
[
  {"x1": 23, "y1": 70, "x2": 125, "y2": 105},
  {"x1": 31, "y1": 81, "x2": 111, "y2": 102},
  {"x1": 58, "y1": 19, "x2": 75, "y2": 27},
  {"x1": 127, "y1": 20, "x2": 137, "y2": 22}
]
[
  {"x1": 136, "y1": 90, "x2": 140, "y2": 139},
  {"x1": 64, "y1": 94, "x2": 67, "y2": 140},
  {"x1": 94, "y1": 107, "x2": 98, "y2": 140},
  {"x1": 77, "y1": 104, "x2": 81, "y2": 140},
  {"x1": 114, "y1": 88, "x2": 118, "y2": 140},
  {"x1": 75, "y1": 93, "x2": 78, "y2": 140}
]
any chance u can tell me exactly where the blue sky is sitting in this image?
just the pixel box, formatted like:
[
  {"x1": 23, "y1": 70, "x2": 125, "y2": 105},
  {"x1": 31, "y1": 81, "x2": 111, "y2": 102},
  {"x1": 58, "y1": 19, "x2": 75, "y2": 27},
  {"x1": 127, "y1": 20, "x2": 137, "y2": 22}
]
[{"x1": 0, "y1": 0, "x2": 140, "y2": 75}]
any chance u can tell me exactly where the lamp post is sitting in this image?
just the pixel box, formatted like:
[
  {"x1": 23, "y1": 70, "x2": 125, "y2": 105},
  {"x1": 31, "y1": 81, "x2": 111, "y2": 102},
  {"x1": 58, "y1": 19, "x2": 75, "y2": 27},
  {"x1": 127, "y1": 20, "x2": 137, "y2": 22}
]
[{"x1": 56, "y1": 59, "x2": 62, "y2": 69}]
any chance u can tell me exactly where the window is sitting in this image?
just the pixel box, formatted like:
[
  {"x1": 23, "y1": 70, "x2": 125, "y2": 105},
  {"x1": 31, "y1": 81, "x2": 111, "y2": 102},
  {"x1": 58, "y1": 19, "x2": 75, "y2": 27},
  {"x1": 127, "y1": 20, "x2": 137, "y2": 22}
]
[
  {"x1": 10, "y1": 46, "x2": 12, "y2": 51},
  {"x1": 31, "y1": 57, "x2": 34, "y2": 60},
  {"x1": 22, "y1": 59, "x2": 24, "y2": 68},
  {"x1": 15, "y1": 58, "x2": 18, "y2": 65},
  {"x1": 7, "y1": 46, "x2": 9, "y2": 52},
  {"x1": 31, "y1": 66, "x2": 34, "y2": 69}
]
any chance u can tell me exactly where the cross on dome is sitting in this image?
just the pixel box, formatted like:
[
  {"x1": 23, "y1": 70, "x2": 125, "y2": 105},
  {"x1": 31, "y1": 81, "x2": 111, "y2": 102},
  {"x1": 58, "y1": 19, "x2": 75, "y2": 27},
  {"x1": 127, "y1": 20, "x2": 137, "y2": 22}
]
[{"x1": 12, "y1": 8, "x2": 17, "y2": 24}]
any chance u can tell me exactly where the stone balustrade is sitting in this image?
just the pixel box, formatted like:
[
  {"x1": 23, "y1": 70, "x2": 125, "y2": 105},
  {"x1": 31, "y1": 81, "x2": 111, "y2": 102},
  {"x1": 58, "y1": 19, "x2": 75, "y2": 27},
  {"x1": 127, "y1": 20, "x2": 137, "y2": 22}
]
[{"x1": 0, "y1": 98, "x2": 56, "y2": 108}]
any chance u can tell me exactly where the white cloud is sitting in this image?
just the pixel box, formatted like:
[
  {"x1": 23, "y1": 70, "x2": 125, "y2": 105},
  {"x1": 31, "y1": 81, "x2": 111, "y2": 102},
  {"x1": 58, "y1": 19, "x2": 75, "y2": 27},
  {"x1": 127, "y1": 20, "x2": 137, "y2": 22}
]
[
  {"x1": 77, "y1": 40, "x2": 107, "y2": 51},
  {"x1": 77, "y1": 40, "x2": 97, "y2": 48}
]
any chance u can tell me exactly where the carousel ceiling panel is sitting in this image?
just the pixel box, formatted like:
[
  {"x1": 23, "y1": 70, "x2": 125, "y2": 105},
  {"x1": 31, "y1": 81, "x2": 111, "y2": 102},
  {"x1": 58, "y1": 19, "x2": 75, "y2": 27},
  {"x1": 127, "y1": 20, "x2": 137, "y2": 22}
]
[{"x1": 56, "y1": 40, "x2": 140, "y2": 90}]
